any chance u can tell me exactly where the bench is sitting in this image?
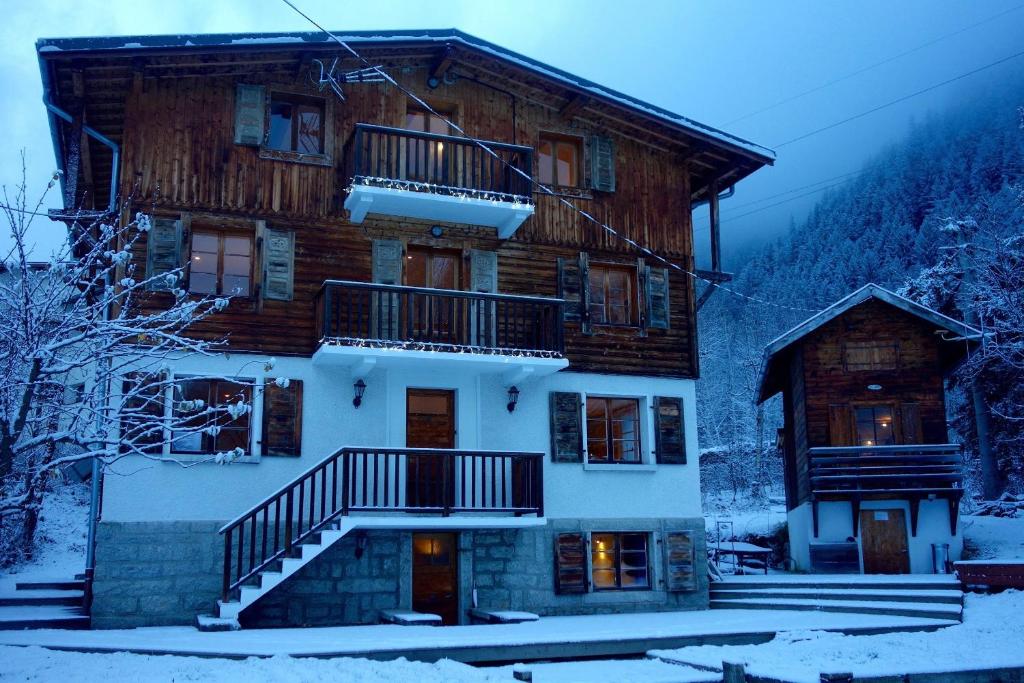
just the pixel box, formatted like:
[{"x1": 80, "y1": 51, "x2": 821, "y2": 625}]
[
  {"x1": 379, "y1": 609, "x2": 442, "y2": 626},
  {"x1": 954, "y1": 561, "x2": 1024, "y2": 589},
  {"x1": 467, "y1": 608, "x2": 539, "y2": 624}
]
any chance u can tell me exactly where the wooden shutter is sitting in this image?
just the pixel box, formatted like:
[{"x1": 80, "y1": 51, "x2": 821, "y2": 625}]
[
  {"x1": 655, "y1": 396, "x2": 687, "y2": 464},
  {"x1": 469, "y1": 249, "x2": 498, "y2": 292},
  {"x1": 261, "y1": 380, "x2": 303, "y2": 456},
  {"x1": 549, "y1": 391, "x2": 583, "y2": 463},
  {"x1": 588, "y1": 135, "x2": 616, "y2": 192},
  {"x1": 146, "y1": 217, "x2": 183, "y2": 291},
  {"x1": 371, "y1": 240, "x2": 403, "y2": 340},
  {"x1": 645, "y1": 266, "x2": 671, "y2": 330},
  {"x1": 234, "y1": 84, "x2": 266, "y2": 146},
  {"x1": 554, "y1": 532, "x2": 588, "y2": 594},
  {"x1": 664, "y1": 531, "x2": 697, "y2": 592},
  {"x1": 372, "y1": 239, "x2": 403, "y2": 284},
  {"x1": 262, "y1": 227, "x2": 295, "y2": 301},
  {"x1": 900, "y1": 403, "x2": 923, "y2": 445},
  {"x1": 556, "y1": 257, "x2": 582, "y2": 322},
  {"x1": 578, "y1": 252, "x2": 592, "y2": 335},
  {"x1": 636, "y1": 259, "x2": 648, "y2": 336},
  {"x1": 828, "y1": 404, "x2": 854, "y2": 446}
]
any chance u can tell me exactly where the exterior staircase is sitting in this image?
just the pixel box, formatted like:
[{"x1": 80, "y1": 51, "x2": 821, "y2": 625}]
[
  {"x1": 0, "y1": 577, "x2": 90, "y2": 630},
  {"x1": 710, "y1": 575, "x2": 964, "y2": 622}
]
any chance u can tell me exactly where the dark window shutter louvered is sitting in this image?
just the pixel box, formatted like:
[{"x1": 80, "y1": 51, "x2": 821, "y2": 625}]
[
  {"x1": 578, "y1": 252, "x2": 592, "y2": 335},
  {"x1": 372, "y1": 239, "x2": 403, "y2": 284},
  {"x1": 146, "y1": 218, "x2": 183, "y2": 291},
  {"x1": 549, "y1": 391, "x2": 583, "y2": 463},
  {"x1": 554, "y1": 532, "x2": 588, "y2": 594},
  {"x1": 645, "y1": 266, "x2": 671, "y2": 330},
  {"x1": 655, "y1": 396, "x2": 686, "y2": 464},
  {"x1": 664, "y1": 531, "x2": 697, "y2": 591},
  {"x1": 469, "y1": 249, "x2": 498, "y2": 293},
  {"x1": 234, "y1": 84, "x2": 266, "y2": 146},
  {"x1": 261, "y1": 379, "x2": 303, "y2": 456},
  {"x1": 637, "y1": 259, "x2": 648, "y2": 336},
  {"x1": 262, "y1": 227, "x2": 295, "y2": 301},
  {"x1": 557, "y1": 257, "x2": 582, "y2": 322},
  {"x1": 371, "y1": 239, "x2": 403, "y2": 339},
  {"x1": 900, "y1": 403, "x2": 922, "y2": 445},
  {"x1": 829, "y1": 404, "x2": 854, "y2": 446},
  {"x1": 588, "y1": 136, "x2": 616, "y2": 192}
]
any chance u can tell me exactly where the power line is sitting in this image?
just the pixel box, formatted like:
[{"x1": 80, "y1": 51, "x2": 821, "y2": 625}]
[
  {"x1": 774, "y1": 48, "x2": 1024, "y2": 148},
  {"x1": 693, "y1": 170, "x2": 863, "y2": 221},
  {"x1": 278, "y1": 0, "x2": 822, "y2": 314},
  {"x1": 725, "y1": 2, "x2": 1024, "y2": 126}
]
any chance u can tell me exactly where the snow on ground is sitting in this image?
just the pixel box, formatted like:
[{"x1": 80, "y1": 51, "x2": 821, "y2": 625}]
[
  {"x1": 0, "y1": 647, "x2": 505, "y2": 683},
  {"x1": 0, "y1": 482, "x2": 88, "y2": 589},
  {"x1": 651, "y1": 590, "x2": 1024, "y2": 683},
  {"x1": 961, "y1": 514, "x2": 1024, "y2": 560},
  {"x1": 490, "y1": 658, "x2": 716, "y2": 682},
  {"x1": 704, "y1": 495, "x2": 787, "y2": 541}
]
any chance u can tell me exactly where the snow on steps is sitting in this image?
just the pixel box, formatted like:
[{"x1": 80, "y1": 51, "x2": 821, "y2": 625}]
[
  {"x1": 0, "y1": 579, "x2": 89, "y2": 629},
  {"x1": 710, "y1": 575, "x2": 964, "y2": 622},
  {"x1": 216, "y1": 520, "x2": 355, "y2": 621}
]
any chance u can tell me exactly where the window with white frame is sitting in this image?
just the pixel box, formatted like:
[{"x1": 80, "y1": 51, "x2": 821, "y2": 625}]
[{"x1": 585, "y1": 396, "x2": 642, "y2": 464}]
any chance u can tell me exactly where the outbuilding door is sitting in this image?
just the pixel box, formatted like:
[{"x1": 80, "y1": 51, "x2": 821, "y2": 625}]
[{"x1": 860, "y1": 508, "x2": 911, "y2": 574}]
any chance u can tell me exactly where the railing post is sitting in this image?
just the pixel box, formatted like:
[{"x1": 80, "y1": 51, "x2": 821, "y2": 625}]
[
  {"x1": 536, "y1": 455, "x2": 545, "y2": 518},
  {"x1": 284, "y1": 489, "x2": 294, "y2": 556},
  {"x1": 341, "y1": 451, "x2": 350, "y2": 516},
  {"x1": 222, "y1": 529, "x2": 232, "y2": 602},
  {"x1": 323, "y1": 284, "x2": 333, "y2": 340},
  {"x1": 442, "y1": 454, "x2": 451, "y2": 517}
]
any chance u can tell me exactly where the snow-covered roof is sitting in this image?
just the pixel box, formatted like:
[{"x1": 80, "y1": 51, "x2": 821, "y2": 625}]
[
  {"x1": 35, "y1": 29, "x2": 774, "y2": 163},
  {"x1": 757, "y1": 283, "x2": 982, "y2": 402}
]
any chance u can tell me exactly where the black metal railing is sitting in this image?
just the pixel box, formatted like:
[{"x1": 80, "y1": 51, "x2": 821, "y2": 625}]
[
  {"x1": 219, "y1": 447, "x2": 544, "y2": 600},
  {"x1": 315, "y1": 280, "x2": 564, "y2": 355},
  {"x1": 809, "y1": 444, "x2": 963, "y2": 496},
  {"x1": 345, "y1": 123, "x2": 534, "y2": 201}
]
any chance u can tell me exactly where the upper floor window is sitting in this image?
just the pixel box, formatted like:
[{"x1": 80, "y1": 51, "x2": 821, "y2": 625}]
[
  {"x1": 268, "y1": 93, "x2": 325, "y2": 155},
  {"x1": 591, "y1": 532, "x2": 650, "y2": 590},
  {"x1": 588, "y1": 264, "x2": 637, "y2": 326},
  {"x1": 538, "y1": 133, "x2": 582, "y2": 187},
  {"x1": 189, "y1": 229, "x2": 253, "y2": 297},
  {"x1": 854, "y1": 404, "x2": 896, "y2": 447},
  {"x1": 171, "y1": 378, "x2": 252, "y2": 455},
  {"x1": 586, "y1": 396, "x2": 641, "y2": 464},
  {"x1": 406, "y1": 106, "x2": 451, "y2": 135},
  {"x1": 844, "y1": 341, "x2": 899, "y2": 372}
]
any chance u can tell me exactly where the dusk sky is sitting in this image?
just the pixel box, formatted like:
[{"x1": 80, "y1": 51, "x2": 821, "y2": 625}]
[{"x1": 3, "y1": 0, "x2": 1022, "y2": 264}]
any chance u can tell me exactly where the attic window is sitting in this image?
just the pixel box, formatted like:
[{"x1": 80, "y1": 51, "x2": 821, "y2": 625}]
[
  {"x1": 844, "y1": 341, "x2": 899, "y2": 372},
  {"x1": 267, "y1": 93, "x2": 325, "y2": 155}
]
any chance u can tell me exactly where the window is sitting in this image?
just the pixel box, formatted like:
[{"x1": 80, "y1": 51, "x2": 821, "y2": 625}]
[
  {"x1": 591, "y1": 532, "x2": 650, "y2": 590},
  {"x1": 586, "y1": 397, "x2": 641, "y2": 464},
  {"x1": 854, "y1": 405, "x2": 896, "y2": 447},
  {"x1": 189, "y1": 230, "x2": 253, "y2": 297},
  {"x1": 844, "y1": 341, "x2": 899, "y2": 372},
  {"x1": 538, "y1": 134, "x2": 582, "y2": 187},
  {"x1": 267, "y1": 93, "x2": 325, "y2": 155},
  {"x1": 588, "y1": 264, "x2": 637, "y2": 326},
  {"x1": 171, "y1": 379, "x2": 252, "y2": 455},
  {"x1": 405, "y1": 247, "x2": 461, "y2": 290},
  {"x1": 406, "y1": 106, "x2": 450, "y2": 135}
]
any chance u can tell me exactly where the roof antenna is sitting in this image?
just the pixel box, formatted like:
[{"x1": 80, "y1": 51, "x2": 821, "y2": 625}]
[{"x1": 309, "y1": 57, "x2": 386, "y2": 101}]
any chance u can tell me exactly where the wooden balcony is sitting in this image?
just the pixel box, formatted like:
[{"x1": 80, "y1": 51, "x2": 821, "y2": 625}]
[
  {"x1": 312, "y1": 280, "x2": 567, "y2": 379},
  {"x1": 808, "y1": 444, "x2": 964, "y2": 537},
  {"x1": 220, "y1": 447, "x2": 544, "y2": 600},
  {"x1": 342, "y1": 124, "x2": 535, "y2": 237}
]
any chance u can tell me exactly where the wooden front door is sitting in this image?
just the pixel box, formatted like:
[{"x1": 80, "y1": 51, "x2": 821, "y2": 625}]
[
  {"x1": 406, "y1": 389, "x2": 455, "y2": 509},
  {"x1": 412, "y1": 532, "x2": 459, "y2": 624},
  {"x1": 860, "y1": 508, "x2": 911, "y2": 574}
]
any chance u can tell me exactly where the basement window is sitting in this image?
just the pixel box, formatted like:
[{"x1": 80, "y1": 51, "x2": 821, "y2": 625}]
[{"x1": 591, "y1": 532, "x2": 650, "y2": 590}]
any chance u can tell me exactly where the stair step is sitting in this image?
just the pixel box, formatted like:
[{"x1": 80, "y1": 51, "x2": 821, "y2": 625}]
[
  {"x1": 710, "y1": 597, "x2": 962, "y2": 621},
  {"x1": 196, "y1": 614, "x2": 240, "y2": 632},
  {"x1": 709, "y1": 588, "x2": 963, "y2": 604},
  {"x1": 217, "y1": 600, "x2": 242, "y2": 620},
  {"x1": 0, "y1": 605, "x2": 90, "y2": 630},
  {"x1": 714, "y1": 577, "x2": 960, "y2": 591},
  {"x1": 0, "y1": 590, "x2": 85, "y2": 607},
  {"x1": 14, "y1": 580, "x2": 85, "y2": 592}
]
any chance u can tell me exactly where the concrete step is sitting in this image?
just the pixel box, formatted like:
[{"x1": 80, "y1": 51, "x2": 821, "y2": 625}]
[
  {"x1": 0, "y1": 605, "x2": 90, "y2": 630},
  {"x1": 709, "y1": 588, "x2": 964, "y2": 605},
  {"x1": 710, "y1": 597, "x2": 962, "y2": 621},
  {"x1": 0, "y1": 590, "x2": 85, "y2": 607},
  {"x1": 714, "y1": 576, "x2": 960, "y2": 591},
  {"x1": 14, "y1": 579, "x2": 85, "y2": 592}
]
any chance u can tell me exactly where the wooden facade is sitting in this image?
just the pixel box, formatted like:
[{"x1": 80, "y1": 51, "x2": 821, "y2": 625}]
[{"x1": 39, "y1": 31, "x2": 774, "y2": 379}]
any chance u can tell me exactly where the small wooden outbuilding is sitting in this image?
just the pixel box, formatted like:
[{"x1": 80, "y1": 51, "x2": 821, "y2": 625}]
[{"x1": 757, "y1": 284, "x2": 981, "y2": 574}]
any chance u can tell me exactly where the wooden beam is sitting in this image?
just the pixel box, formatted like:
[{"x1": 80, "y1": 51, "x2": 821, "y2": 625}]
[
  {"x1": 812, "y1": 499, "x2": 819, "y2": 538},
  {"x1": 948, "y1": 494, "x2": 961, "y2": 535},
  {"x1": 428, "y1": 45, "x2": 455, "y2": 86},
  {"x1": 851, "y1": 497, "x2": 861, "y2": 537},
  {"x1": 559, "y1": 93, "x2": 590, "y2": 120},
  {"x1": 708, "y1": 179, "x2": 721, "y2": 273},
  {"x1": 909, "y1": 497, "x2": 921, "y2": 537}
]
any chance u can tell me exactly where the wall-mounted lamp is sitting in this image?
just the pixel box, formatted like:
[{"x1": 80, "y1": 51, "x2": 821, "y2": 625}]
[
  {"x1": 506, "y1": 385, "x2": 520, "y2": 413},
  {"x1": 867, "y1": 384, "x2": 883, "y2": 391},
  {"x1": 430, "y1": 225, "x2": 444, "y2": 238},
  {"x1": 354, "y1": 531, "x2": 369, "y2": 559},
  {"x1": 353, "y1": 378, "x2": 367, "y2": 408}
]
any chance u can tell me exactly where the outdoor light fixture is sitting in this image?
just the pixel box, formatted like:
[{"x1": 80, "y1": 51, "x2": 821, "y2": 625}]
[
  {"x1": 867, "y1": 384, "x2": 883, "y2": 391},
  {"x1": 506, "y1": 385, "x2": 520, "y2": 413},
  {"x1": 354, "y1": 531, "x2": 369, "y2": 559},
  {"x1": 353, "y1": 378, "x2": 367, "y2": 408},
  {"x1": 430, "y1": 225, "x2": 444, "y2": 238}
]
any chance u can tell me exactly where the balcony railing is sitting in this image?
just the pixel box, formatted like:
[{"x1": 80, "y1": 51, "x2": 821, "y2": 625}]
[
  {"x1": 345, "y1": 123, "x2": 534, "y2": 202},
  {"x1": 315, "y1": 279, "x2": 564, "y2": 356},
  {"x1": 220, "y1": 446, "x2": 543, "y2": 600},
  {"x1": 808, "y1": 444, "x2": 963, "y2": 497}
]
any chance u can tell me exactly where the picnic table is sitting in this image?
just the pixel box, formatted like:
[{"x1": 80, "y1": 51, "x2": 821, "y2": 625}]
[{"x1": 712, "y1": 541, "x2": 772, "y2": 575}]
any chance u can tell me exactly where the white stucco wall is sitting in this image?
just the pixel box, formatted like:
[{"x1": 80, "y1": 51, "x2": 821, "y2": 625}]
[
  {"x1": 788, "y1": 499, "x2": 962, "y2": 574},
  {"x1": 101, "y1": 351, "x2": 701, "y2": 522}
]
